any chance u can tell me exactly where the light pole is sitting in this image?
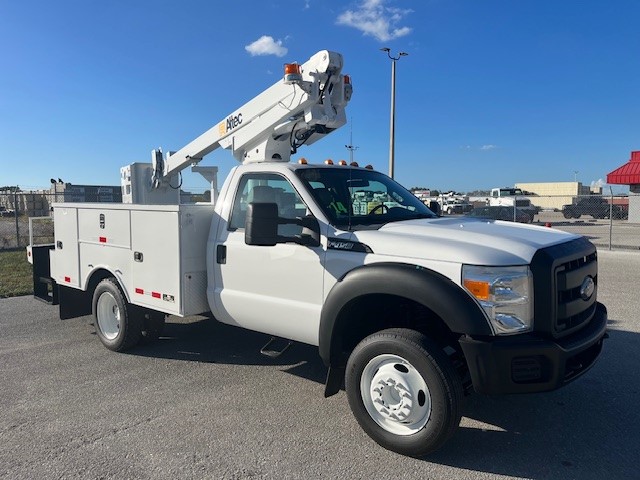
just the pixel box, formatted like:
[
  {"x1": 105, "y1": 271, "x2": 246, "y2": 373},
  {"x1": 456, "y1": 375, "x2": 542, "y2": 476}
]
[
  {"x1": 345, "y1": 117, "x2": 358, "y2": 163},
  {"x1": 381, "y1": 47, "x2": 408, "y2": 179}
]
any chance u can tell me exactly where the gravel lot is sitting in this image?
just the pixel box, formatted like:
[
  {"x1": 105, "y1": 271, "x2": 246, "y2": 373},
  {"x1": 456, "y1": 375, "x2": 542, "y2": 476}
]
[{"x1": 0, "y1": 249, "x2": 638, "y2": 480}]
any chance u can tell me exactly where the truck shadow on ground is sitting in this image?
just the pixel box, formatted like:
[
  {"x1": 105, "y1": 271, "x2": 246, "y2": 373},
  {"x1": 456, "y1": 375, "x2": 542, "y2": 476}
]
[
  {"x1": 127, "y1": 316, "x2": 635, "y2": 479},
  {"x1": 127, "y1": 315, "x2": 327, "y2": 385}
]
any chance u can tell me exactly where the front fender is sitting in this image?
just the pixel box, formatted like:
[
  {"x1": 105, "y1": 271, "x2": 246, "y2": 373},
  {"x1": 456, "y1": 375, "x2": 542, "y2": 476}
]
[{"x1": 318, "y1": 262, "x2": 492, "y2": 366}]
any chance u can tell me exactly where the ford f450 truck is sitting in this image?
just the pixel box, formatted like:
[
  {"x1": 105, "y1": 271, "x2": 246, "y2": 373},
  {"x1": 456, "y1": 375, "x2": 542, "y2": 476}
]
[{"x1": 28, "y1": 51, "x2": 607, "y2": 457}]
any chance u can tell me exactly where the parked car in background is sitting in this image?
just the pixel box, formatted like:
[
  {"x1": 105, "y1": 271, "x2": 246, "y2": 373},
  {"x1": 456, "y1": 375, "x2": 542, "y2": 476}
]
[
  {"x1": 562, "y1": 196, "x2": 626, "y2": 220},
  {"x1": 0, "y1": 206, "x2": 15, "y2": 217},
  {"x1": 437, "y1": 195, "x2": 473, "y2": 215},
  {"x1": 466, "y1": 205, "x2": 533, "y2": 223}
]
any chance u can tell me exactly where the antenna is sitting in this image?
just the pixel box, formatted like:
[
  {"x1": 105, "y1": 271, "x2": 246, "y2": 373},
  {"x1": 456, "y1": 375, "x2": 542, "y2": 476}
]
[{"x1": 345, "y1": 117, "x2": 359, "y2": 163}]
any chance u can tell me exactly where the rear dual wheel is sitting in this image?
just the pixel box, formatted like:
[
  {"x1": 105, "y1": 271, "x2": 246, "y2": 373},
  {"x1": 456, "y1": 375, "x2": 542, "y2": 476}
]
[{"x1": 345, "y1": 329, "x2": 463, "y2": 457}]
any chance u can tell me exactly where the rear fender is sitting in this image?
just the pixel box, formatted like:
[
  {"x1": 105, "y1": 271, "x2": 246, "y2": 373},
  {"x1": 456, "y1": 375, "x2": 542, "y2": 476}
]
[{"x1": 58, "y1": 268, "x2": 123, "y2": 320}]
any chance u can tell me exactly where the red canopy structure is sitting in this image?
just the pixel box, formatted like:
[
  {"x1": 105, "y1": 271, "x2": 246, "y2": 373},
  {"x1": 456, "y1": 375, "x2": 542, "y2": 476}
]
[{"x1": 607, "y1": 151, "x2": 640, "y2": 185}]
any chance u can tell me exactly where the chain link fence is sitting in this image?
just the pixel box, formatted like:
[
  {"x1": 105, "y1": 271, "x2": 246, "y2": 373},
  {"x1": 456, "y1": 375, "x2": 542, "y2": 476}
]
[
  {"x1": 530, "y1": 194, "x2": 639, "y2": 251},
  {"x1": 0, "y1": 191, "x2": 55, "y2": 249},
  {"x1": 460, "y1": 193, "x2": 639, "y2": 251},
  {"x1": 1, "y1": 191, "x2": 638, "y2": 252}
]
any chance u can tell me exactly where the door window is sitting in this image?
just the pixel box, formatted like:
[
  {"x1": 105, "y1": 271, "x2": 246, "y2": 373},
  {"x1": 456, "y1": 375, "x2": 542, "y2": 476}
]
[{"x1": 229, "y1": 173, "x2": 308, "y2": 235}]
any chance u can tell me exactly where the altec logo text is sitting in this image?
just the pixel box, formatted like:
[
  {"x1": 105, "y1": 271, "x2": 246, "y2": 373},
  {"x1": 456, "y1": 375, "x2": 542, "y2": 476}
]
[{"x1": 219, "y1": 113, "x2": 243, "y2": 135}]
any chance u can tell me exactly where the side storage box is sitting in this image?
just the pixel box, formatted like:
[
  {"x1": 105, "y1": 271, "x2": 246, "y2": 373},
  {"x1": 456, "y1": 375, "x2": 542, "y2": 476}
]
[{"x1": 50, "y1": 202, "x2": 213, "y2": 317}]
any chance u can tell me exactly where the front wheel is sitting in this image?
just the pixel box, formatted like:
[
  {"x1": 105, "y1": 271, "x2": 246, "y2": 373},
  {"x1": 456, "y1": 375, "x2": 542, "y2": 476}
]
[
  {"x1": 92, "y1": 278, "x2": 142, "y2": 352},
  {"x1": 345, "y1": 329, "x2": 463, "y2": 457}
]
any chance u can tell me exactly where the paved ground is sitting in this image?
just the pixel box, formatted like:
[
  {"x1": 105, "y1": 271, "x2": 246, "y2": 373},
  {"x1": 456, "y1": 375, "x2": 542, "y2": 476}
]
[{"x1": 1, "y1": 249, "x2": 638, "y2": 480}]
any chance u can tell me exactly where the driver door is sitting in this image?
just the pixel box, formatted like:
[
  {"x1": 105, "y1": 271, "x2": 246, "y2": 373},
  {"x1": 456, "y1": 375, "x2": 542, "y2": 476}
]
[{"x1": 212, "y1": 172, "x2": 326, "y2": 346}]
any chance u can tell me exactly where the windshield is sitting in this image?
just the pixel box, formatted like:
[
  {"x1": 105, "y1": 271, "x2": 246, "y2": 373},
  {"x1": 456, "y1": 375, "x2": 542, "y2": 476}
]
[
  {"x1": 498, "y1": 188, "x2": 523, "y2": 196},
  {"x1": 295, "y1": 167, "x2": 435, "y2": 229}
]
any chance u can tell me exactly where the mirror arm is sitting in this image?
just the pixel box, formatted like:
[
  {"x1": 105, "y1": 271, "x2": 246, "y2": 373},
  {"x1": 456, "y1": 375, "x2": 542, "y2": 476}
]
[{"x1": 280, "y1": 216, "x2": 321, "y2": 247}]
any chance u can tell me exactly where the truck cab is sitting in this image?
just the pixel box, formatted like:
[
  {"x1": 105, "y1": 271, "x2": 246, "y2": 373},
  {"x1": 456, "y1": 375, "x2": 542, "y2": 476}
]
[{"x1": 203, "y1": 159, "x2": 606, "y2": 455}]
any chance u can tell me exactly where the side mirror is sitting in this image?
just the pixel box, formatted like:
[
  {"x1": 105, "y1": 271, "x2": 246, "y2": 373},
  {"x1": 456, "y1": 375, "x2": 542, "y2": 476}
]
[
  {"x1": 245, "y1": 203, "x2": 322, "y2": 248},
  {"x1": 245, "y1": 203, "x2": 279, "y2": 246}
]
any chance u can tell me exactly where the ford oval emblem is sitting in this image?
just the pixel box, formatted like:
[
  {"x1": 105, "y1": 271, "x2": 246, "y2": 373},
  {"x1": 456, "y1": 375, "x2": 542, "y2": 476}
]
[{"x1": 580, "y1": 276, "x2": 595, "y2": 301}]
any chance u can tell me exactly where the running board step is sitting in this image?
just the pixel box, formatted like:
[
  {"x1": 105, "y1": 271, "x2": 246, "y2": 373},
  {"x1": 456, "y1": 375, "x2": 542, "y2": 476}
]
[{"x1": 260, "y1": 337, "x2": 293, "y2": 358}]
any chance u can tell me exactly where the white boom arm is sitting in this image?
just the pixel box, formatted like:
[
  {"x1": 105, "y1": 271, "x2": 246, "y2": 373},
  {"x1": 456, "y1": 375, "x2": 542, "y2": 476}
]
[{"x1": 150, "y1": 50, "x2": 352, "y2": 188}]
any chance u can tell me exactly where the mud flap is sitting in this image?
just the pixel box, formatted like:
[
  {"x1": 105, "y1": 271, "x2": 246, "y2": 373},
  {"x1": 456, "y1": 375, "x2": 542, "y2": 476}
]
[
  {"x1": 58, "y1": 285, "x2": 92, "y2": 320},
  {"x1": 324, "y1": 366, "x2": 345, "y2": 397},
  {"x1": 31, "y1": 245, "x2": 58, "y2": 305}
]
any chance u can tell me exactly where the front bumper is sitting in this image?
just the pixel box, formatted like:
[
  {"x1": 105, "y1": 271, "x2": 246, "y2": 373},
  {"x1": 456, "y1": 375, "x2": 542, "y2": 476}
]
[{"x1": 459, "y1": 302, "x2": 607, "y2": 395}]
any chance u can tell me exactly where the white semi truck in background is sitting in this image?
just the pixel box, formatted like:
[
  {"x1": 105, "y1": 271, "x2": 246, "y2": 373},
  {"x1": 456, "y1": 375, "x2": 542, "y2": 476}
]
[
  {"x1": 488, "y1": 186, "x2": 538, "y2": 217},
  {"x1": 29, "y1": 50, "x2": 607, "y2": 457}
]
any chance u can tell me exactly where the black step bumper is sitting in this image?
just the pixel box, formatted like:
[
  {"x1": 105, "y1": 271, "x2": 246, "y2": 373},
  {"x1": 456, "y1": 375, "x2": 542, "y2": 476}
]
[{"x1": 459, "y1": 302, "x2": 607, "y2": 395}]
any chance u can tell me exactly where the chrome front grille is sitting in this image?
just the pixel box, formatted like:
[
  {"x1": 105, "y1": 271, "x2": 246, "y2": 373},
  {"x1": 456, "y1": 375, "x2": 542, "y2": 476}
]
[
  {"x1": 554, "y1": 251, "x2": 597, "y2": 336},
  {"x1": 530, "y1": 236, "x2": 599, "y2": 339}
]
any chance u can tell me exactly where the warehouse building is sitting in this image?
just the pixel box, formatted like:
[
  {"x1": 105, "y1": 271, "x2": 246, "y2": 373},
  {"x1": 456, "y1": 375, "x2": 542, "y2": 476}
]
[
  {"x1": 50, "y1": 182, "x2": 122, "y2": 203},
  {"x1": 514, "y1": 182, "x2": 593, "y2": 210}
]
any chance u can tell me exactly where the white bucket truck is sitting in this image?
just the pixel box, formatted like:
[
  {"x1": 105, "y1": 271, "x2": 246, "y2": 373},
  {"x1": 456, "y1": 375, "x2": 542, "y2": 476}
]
[{"x1": 29, "y1": 50, "x2": 607, "y2": 457}]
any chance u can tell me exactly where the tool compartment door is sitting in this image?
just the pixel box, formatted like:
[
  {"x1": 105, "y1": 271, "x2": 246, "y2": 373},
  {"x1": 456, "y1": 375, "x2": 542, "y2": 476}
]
[
  {"x1": 130, "y1": 209, "x2": 181, "y2": 315},
  {"x1": 77, "y1": 208, "x2": 131, "y2": 248},
  {"x1": 50, "y1": 206, "x2": 80, "y2": 288}
]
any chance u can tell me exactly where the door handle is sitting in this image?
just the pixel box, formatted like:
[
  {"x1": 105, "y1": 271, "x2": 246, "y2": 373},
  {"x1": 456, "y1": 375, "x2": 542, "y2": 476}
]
[{"x1": 216, "y1": 245, "x2": 227, "y2": 264}]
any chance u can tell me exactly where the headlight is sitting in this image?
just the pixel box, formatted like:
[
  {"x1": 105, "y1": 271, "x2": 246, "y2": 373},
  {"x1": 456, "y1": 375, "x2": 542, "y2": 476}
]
[{"x1": 462, "y1": 265, "x2": 533, "y2": 335}]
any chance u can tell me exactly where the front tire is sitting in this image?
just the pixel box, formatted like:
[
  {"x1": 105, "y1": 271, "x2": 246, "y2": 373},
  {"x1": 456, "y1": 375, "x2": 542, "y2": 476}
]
[
  {"x1": 92, "y1": 278, "x2": 142, "y2": 352},
  {"x1": 345, "y1": 329, "x2": 463, "y2": 457}
]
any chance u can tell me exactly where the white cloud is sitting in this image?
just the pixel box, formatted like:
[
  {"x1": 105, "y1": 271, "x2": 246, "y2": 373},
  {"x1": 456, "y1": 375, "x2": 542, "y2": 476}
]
[
  {"x1": 460, "y1": 144, "x2": 498, "y2": 151},
  {"x1": 337, "y1": 0, "x2": 413, "y2": 42},
  {"x1": 245, "y1": 36, "x2": 288, "y2": 57}
]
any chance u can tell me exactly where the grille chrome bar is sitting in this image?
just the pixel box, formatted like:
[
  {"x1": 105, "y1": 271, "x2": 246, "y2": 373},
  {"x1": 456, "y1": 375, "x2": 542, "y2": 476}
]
[{"x1": 554, "y1": 252, "x2": 597, "y2": 335}]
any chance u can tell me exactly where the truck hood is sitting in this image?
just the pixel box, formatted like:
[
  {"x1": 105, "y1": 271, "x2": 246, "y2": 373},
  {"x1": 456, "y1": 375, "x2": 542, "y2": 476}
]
[{"x1": 352, "y1": 217, "x2": 579, "y2": 265}]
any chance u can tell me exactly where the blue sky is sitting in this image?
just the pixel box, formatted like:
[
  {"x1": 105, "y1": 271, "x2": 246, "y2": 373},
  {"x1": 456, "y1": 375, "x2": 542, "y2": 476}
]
[{"x1": 1, "y1": 0, "x2": 639, "y2": 193}]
